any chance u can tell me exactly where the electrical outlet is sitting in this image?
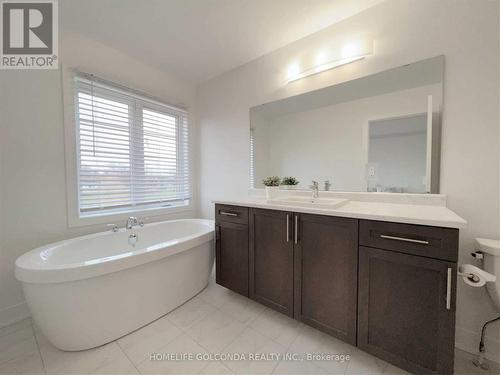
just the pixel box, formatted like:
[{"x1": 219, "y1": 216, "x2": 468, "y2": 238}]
[{"x1": 368, "y1": 166, "x2": 376, "y2": 177}]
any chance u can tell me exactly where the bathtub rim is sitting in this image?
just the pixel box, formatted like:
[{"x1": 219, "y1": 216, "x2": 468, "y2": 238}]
[{"x1": 15, "y1": 218, "x2": 214, "y2": 284}]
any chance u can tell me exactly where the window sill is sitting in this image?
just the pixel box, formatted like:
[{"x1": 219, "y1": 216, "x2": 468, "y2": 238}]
[{"x1": 67, "y1": 204, "x2": 195, "y2": 228}]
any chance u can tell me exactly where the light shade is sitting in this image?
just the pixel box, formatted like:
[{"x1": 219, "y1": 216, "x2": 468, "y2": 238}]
[{"x1": 287, "y1": 37, "x2": 373, "y2": 83}]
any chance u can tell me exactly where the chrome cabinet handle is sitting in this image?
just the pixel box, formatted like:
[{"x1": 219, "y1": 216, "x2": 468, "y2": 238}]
[
  {"x1": 294, "y1": 215, "x2": 298, "y2": 244},
  {"x1": 286, "y1": 214, "x2": 290, "y2": 243},
  {"x1": 219, "y1": 211, "x2": 238, "y2": 217},
  {"x1": 446, "y1": 268, "x2": 452, "y2": 310},
  {"x1": 379, "y1": 234, "x2": 429, "y2": 245}
]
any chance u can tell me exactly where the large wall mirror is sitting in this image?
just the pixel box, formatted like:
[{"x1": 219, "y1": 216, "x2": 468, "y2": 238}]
[{"x1": 250, "y1": 56, "x2": 443, "y2": 193}]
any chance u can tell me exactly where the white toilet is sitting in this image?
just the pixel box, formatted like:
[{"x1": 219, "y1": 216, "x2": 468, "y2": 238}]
[
  {"x1": 476, "y1": 238, "x2": 500, "y2": 310},
  {"x1": 464, "y1": 238, "x2": 500, "y2": 369}
]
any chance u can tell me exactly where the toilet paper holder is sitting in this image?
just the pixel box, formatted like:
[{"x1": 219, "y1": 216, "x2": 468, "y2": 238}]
[
  {"x1": 457, "y1": 271, "x2": 480, "y2": 283},
  {"x1": 458, "y1": 264, "x2": 496, "y2": 286}
]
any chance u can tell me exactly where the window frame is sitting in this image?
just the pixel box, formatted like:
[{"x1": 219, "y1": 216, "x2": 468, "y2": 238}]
[{"x1": 63, "y1": 69, "x2": 193, "y2": 227}]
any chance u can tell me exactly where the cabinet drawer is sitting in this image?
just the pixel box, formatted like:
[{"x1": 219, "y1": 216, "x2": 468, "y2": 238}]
[
  {"x1": 359, "y1": 220, "x2": 458, "y2": 262},
  {"x1": 215, "y1": 204, "x2": 249, "y2": 225}
]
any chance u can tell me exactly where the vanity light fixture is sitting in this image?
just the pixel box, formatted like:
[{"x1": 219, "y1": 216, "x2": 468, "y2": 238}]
[
  {"x1": 287, "y1": 38, "x2": 373, "y2": 83},
  {"x1": 287, "y1": 55, "x2": 365, "y2": 83}
]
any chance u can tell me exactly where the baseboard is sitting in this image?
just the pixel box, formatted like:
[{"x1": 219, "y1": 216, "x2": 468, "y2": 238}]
[
  {"x1": 0, "y1": 302, "x2": 31, "y2": 328},
  {"x1": 455, "y1": 326, "x2": 500, "y2": 363}
]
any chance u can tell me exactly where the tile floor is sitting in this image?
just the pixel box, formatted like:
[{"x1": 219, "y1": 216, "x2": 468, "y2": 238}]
[{"x1": 1, "y1": 275, "x2": 499, "y2": 375}]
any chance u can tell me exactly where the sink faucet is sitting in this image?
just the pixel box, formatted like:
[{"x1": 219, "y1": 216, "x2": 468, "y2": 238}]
[
  {"x1": 310, "y1": 181, "x2": 319, "y2": 199},
  {"x1": 126, "y1": 217, "x2": 143, "y2": 230}
]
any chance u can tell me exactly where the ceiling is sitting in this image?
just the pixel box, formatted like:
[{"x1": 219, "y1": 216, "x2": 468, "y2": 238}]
[{"x1": 61, "y1": 0, "x2": 384, "y2": 84}]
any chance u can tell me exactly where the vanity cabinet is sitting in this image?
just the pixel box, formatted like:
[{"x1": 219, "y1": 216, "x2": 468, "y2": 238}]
[
  {"x1": 358, "y1": 220, "x2": 458, "y2": 375},
  {"x1": 215, "y1": 204, "x2": 459, "y2": 375},
  {"x1": 294, "y1": 213, "x2": 358, "y2": 345},
  {"x1": 358, "y1": 247, "x2": 456, "y2": 374},
  {"x1": 249, "y1": 208, "x2": 294, "y2": 317},
  {"x1": 215, "y1": 205, "x2": 249, "y2": 296},
  {"x1": 247, "y1": 208, "x2": 358, "y2": 330}
]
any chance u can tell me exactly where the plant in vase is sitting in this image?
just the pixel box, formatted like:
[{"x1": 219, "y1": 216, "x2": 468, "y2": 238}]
[
  {"x1": 281, "y1": 176, "x2": 299, "y2": 190},
  {"x1": 262, "y1": 176, "x2": 281, "y2": 200}
]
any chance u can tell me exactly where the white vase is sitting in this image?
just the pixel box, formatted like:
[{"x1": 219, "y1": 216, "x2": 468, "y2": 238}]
[{"x1": 265, "y1": 186, "x2": 280, "y2": 200}]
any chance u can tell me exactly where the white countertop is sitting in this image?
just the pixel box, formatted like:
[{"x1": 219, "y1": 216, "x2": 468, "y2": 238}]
[{"x1": 213, "y1": 196, "x2": 467, "y2": 229}]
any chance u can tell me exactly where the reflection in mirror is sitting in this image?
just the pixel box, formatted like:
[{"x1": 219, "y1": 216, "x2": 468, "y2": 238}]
[
  {"x1": 250, "y1": 56, "x2": 443, "y2": 193},
  {"x1": 367, "y1": 113, "x2": 428, "y2": 193}
]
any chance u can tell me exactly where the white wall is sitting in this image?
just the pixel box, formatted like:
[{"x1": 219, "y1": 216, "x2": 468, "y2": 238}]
[
  {"x1": 0, "y1": 32, "x2": 197, "y2": 326},
  {"x1": 197, "y1": 0, "x2": 500, "y2": 358},
  {"x1": 253, "y1": 84, "x2": 437, "y2": 192}
]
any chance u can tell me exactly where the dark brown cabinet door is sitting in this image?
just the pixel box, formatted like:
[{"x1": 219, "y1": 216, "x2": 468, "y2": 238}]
[
  {"x1": 358, "y1": 246, "x2": 456, "y2": 375},
  {"x1": 215, "y1": 221, "x2": 249, "y2": 296},
  {"x1": 249, "y1": 208, "x2": 294, "y2": 317},
  {"x1": 294, "y1": 214, "x2": 358, "y2": 345}
]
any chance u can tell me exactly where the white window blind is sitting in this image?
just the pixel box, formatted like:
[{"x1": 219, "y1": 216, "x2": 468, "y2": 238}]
[{"x1": 74, "y1": 75, "x2": 190, "y2": 217}]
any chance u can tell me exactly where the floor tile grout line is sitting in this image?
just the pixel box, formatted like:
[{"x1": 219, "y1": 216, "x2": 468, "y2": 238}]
[
  {"x1": 165, "y1": 300, "x2": 215, "y2": 333},
  {"x1": 7, "y1": 304, "x2": 492, "y2": 375},
  {"x1": 16, "y1": 285, "x2": 383, "y2": 375},
  {"x1": 269, "y1": 323, "x2": 334, "y2": 375},
  {"x1": 198, "y1": 283, "x2": 268, "y2": 321},
  {"x1": 248, "y1": 311, "x2": 304, "y2": 352},
  {"x1": 269, "y1": 357, "x2": 283, "y2": 375},
  {"x1": 112, "y1": 284, "x2": 288, "y2": 371},
  {"x1": 30, "y1": 319, "x2": 48, "y2": 375},
  {"x1": 115, "y1": 339, "x2": 144, "y2": 374},
  {"x1": 220, "y1": 302, "x2": 267, "y2": 327},
  {"x1": 182, "y1": 320, "x2": 294, "y2": 372},
  {"x1": 217, "y1": 322, "x2": 251, "y2": 354},
  {"x1": 272, "y1": 322, "x2": 354, "y2": 375},
  {"x1": 0, "y1": 326, "x2": 38, "y2": 368},
  {"x1": 218, "y1": 360, "x2": 236, "y2": 374},
  {"x1": 0, "y1": 318, "x2": 31, "y2": 339},
  {"x1": 205, "y1": 284, "x2": 359, "y2": 374},
  {"x1": 195, "y1": 361, "x2": 211, "y2": 375},
  {"x1": 125, "y1": 326, "x2": 185, "y2": 369},
  {"x1": 216, "y1": 324, "x2": 286, "y2": 375},
  {"x1": 24, "y1": 291, "x2": 345, "y2": 375},
  {"x1": 177, "y1": 300, "x2": 283, "y2": 363}
]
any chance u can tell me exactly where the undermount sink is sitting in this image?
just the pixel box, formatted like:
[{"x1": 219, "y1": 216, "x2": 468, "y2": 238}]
[{"x1": 268, "y1": 196, "x2": 349, "y2": 209}]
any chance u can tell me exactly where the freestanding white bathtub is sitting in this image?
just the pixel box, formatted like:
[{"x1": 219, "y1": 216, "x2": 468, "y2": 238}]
[{"x1": 15, "y1": 219, "x2": 214, "y2": 351}]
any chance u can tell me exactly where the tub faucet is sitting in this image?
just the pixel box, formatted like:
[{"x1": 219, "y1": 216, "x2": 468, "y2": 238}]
[
  {"x1": 310, "y1": 181, "x2": 319, "y2": 199},
  {"x1": 126, "y1": 217, "x2": 143, "y2": 230}
]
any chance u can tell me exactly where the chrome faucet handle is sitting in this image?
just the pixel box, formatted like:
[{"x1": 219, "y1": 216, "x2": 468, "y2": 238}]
[
  {"x1": 126, "y1": 216, "x2": 139, "y2": 230},
  {"x1": 107, "y1": 224, "x2": 119, "y2": 232},
  {"x1": 138, "y1": 217, "x2": 148, "y2": 227}
]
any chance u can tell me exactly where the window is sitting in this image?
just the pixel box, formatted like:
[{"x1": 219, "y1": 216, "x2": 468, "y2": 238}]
[
  {"x1": 74, "y1": 76, "x2": 190, "y2": 218},
  {"x1": 249, "y1": 128, "x2": 255, "y2": 188}
]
